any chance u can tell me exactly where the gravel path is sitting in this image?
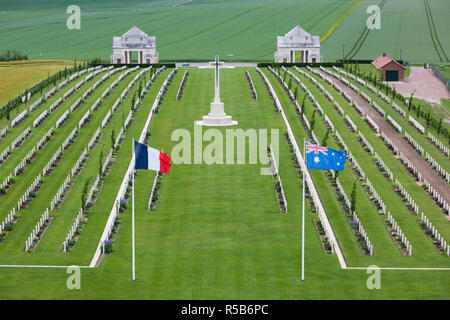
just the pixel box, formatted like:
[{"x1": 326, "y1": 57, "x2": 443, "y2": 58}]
[
  {"x1": 316, "y1": 69, "x2": 450, "y2": 219},
  {"x1": 388, "y1": 67, "x2": 450, "y2": 104}
]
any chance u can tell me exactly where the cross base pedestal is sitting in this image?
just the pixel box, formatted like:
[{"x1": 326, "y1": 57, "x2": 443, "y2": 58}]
[{"x1": 195, "y1": 101, "x2": 238, "y2": 126}]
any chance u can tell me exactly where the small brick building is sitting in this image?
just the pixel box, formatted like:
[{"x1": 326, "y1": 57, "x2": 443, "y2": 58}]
[{"x1": 371, "y1": 53, "x2": 405, "y2": 82}]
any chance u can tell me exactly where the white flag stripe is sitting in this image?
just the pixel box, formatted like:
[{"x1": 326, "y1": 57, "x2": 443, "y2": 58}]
[{"x1": 147, "y1": 146, "x2": 160, "y2": 171}]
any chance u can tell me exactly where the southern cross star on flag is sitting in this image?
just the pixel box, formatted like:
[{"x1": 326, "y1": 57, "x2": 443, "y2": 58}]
[
  {"x1": 305, "y1": 141, "x2": 347, "y2": 171},
  {"x1": 134, "y1": 141, "x2": 171, "y2": 173}
]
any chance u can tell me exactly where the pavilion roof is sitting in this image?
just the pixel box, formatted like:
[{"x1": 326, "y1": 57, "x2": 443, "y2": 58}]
[
  {"x1": 372, "y1": 53, "x2": 405, "y2": 69},
  {"x1": 277, "y1": 25, "x2": 320, "y2": 48}
]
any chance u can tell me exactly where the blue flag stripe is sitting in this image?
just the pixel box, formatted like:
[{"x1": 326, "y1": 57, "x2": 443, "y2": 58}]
[{"x1": 134, "y1": 141, "x2": 148, "y2": 170}]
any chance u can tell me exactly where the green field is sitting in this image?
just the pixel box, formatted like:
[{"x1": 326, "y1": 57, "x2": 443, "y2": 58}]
[
  {"x1": 322, "y1": 0, "x2": 450, "y2": 64},
  {"x1": 0, "y1": 0, "x2": 445, "y2": 64},
  {"x1": 0, "y1": 0, "x2": 361, "y2": 62},
  {"x1": 0, "y1": 64, "x2": 449, "y2": 299}
]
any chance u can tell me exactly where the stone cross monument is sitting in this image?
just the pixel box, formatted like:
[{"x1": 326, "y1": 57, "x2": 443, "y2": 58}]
[{"x1": 196, "y1": 56, "x2": 238, "y2": 126}]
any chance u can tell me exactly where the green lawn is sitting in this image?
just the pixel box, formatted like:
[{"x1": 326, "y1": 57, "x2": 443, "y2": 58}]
[
  {"x1": 0, "y1": 66, "x2": 448, "y2": 299},
  {"x1": 434, "y1": 64, "x2": 450, "y2": 80}
]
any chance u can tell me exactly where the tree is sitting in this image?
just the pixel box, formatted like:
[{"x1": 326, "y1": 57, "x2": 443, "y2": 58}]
[
  {"x1": 391, "y1": 85, "x2": 397, "y2": 99},
  {"x1": 111, "y1": 128, "x2": 116, "y2": 150},
  {"x1": 301, "y1": 94, "x2": 307, "y2": 116},
  {"x1": 131, "y1": 93, "x2": 136, "y2": 112},
  {"x1": 138, "y1": 80, "x2": 143, "y2": 98},
  {"x1": 0, "y1": 49, "x2": 28, "y2": 61},
  {"x1": 98, "y1": 146, "x2": 104, "y2": 176},
  {"x1": 322, "y1": 129, "x2": 330, "y2": 147},
  {"x1": 408, "y1": 91, "x2": 415, "y2": 111},
  {"x1": 350, "y1": 180, "x2": 357, "y2": 213},
  {"x1": 81, "y1": 178, "x2": 90, "y2": 212},
  {"x1": 416, "y1": 105, "x2": 421, "y2": 118},
  {"x1": 437, "y1": 117, "x2": 443, "y2": 135},
  {"x1": 310, "y1": 109, "x2": 316, "y2": 131},
  {"x1": 6, "y1": 107, "x2": 10, "y2": 121},
  {"x1": 294, "y1": 85, "x2": 299, "y2": 101}
]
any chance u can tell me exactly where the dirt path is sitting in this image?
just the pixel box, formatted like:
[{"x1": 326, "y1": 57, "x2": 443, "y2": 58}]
[
  {"x1": 388, "y1": 67, "x2": 450, "y2": 104},
  {"x1": 316, "y1": 69, "x2": 450, "y2": 217}
]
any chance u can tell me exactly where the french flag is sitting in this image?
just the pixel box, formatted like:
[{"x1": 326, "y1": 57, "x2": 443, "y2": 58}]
[{"x1": 134, "y1": 141, "x2": 171, "y2": 173}]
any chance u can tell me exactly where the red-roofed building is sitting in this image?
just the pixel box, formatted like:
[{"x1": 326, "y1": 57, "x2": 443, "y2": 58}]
[{"x1": 371, "y1": 53, "x2": 405, "y2": 81}]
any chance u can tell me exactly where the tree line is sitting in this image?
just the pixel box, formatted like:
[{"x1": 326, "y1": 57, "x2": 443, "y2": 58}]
[
  {"x1": 1, "y1": 58, "x2": 102, "y2": 121},
  {"x1": 0, "y1": 49, "x2": 28, "y2": 61}
]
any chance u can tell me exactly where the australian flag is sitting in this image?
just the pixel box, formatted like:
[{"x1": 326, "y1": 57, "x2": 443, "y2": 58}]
[{"x1": 305, "y1": 141, "x2": 347, "y2": 171}]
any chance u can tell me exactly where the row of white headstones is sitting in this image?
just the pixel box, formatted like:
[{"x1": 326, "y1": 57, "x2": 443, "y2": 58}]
[
  {"x1": 20, "y1": 66, "x2": 132, "y2": 250},
  {"x1": 96, "y1": 66, "x2": 170, "y2": 257},
  {"x1": 330, "y1": 67, "x2": 449, "y2": 213},
  {"x1": 303, "y1": 67, "x2": 416, "y2": 254},
  {"x1": 3, "y1": 66, "x2": 129, "y2": 250},
  {"x1": 66, "y1": 65, "x2": 157, "y2": 253},
  {"x1": 2, "y1": 66, "x2": 115, "y2": 186},
  {"x1": 314, "y1": 67, "x2": 450, "y2": 256},
  {"x1": 336, "y1": 66, "x2": 449, "y2": 185},
  {"x1": 336, "y1": 177, "x2": 373, "y2": 255},
  {"x1": 40, "y1": 66, "x2": 149, "y2": 253}
]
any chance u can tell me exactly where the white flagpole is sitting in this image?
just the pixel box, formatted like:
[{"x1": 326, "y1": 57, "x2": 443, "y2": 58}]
[
  {"x1": 302, "y1": 139, "x2": 306, "y2": 281},
  {"x1": 132, "y1": 139, "x2": 136, "y2": 281}
]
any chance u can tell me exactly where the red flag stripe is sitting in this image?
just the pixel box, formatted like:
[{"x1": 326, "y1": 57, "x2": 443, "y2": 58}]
[
  {"x1": 159, "y1": 151, "x2": 170, "y2": 163},
  {"x1": 159, "y1": 151, "x2": 171, "y2": 173}
]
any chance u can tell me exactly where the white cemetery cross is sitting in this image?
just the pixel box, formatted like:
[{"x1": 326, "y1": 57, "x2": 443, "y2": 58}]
[{"x1": 196, "y1": 56, "x2": 238, "y2": 126}]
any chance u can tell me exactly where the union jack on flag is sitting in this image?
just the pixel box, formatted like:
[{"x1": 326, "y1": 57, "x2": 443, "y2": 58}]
[
  {"x1": 305, "y1": 141, "x2": 347, "y2": 171},
  {"x1": 306, "y1": 142, "x2": 328, "y2": 156}
]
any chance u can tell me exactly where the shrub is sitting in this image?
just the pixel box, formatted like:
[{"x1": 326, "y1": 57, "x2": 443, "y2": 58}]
[
  {"x1": 104, "y1": 240, "x2": 114, "y2": 254},
  {"x1": 4, "y1": 222, "x2": 14, "y2": 231}
]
